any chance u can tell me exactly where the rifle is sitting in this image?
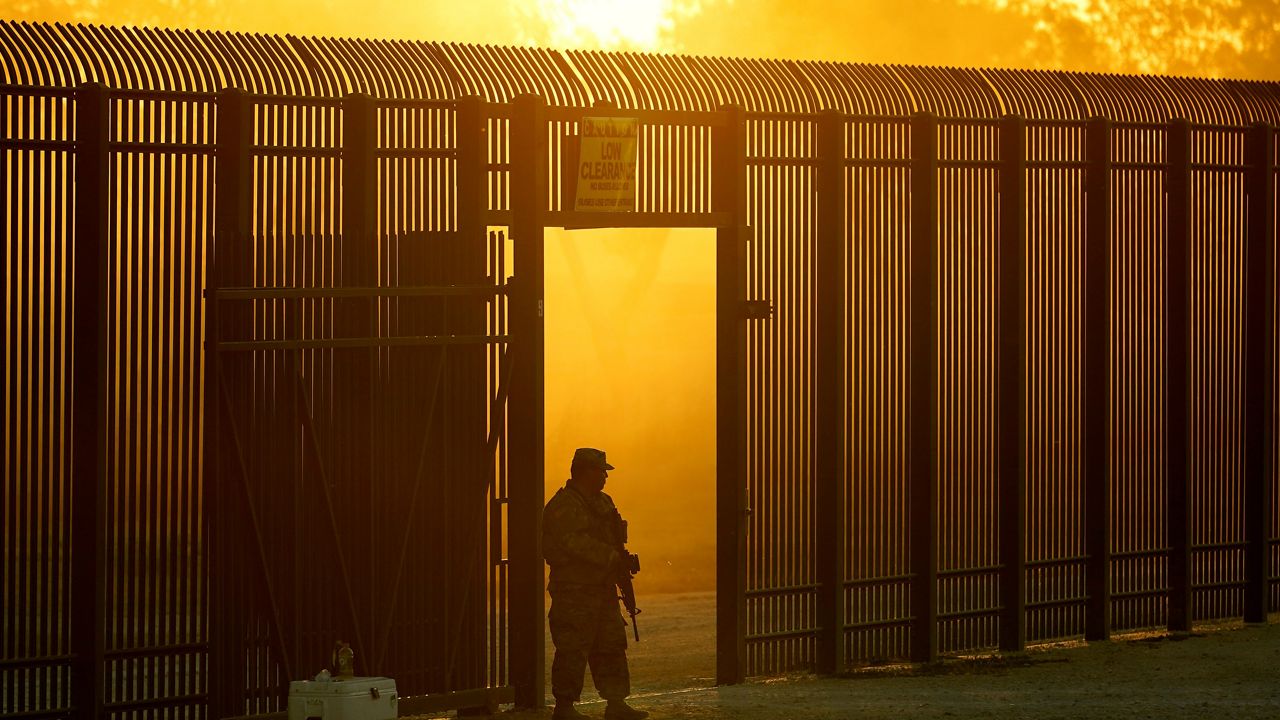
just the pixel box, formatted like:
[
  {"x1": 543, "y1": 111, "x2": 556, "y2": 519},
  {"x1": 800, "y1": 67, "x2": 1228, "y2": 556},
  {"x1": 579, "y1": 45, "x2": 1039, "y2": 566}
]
[{"x1": 610, "y1": 509, "x2": 642, "y2": 642}]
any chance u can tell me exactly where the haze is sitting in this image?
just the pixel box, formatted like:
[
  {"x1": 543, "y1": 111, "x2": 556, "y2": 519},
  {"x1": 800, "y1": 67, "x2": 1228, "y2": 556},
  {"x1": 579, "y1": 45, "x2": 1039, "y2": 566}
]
[{"x1": 10, "y1": 0, "x2": 1277, "y2": 591}]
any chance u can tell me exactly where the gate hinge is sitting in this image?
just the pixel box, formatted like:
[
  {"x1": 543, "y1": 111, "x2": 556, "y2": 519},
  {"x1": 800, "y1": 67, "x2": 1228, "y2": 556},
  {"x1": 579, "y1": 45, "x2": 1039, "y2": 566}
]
[{"x1": 741, "y1": 300, "x2": 773, "y2": 319}]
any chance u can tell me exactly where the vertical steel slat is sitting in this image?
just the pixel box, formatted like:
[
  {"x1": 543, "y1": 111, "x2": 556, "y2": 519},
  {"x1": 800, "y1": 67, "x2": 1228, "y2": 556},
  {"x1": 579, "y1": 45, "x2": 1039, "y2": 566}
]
[
  {"x1": 780, "y1": 115, "x2": 790, "y2": 674},
  {"x1": 715, "y1": 103, "x2": 748, "y2": 685},
  {"x1": 1084, "y1": 117, "x2": 1113, "y2": 641},
  {"x1": 272, "y1": 97, "x2": 294, "y2": 681},
  {"x1": 70, "y1": 81, "x2": 108, "y2": 720},
  {"x1": 1243, "y1": 122, "x2": 1276, "y2": 623},
  {"x1": 250, "y1": 95, "x2": 267, "y2": 709},
  {"x1": 152, "y1": 95, "x2": 168, "y2": 710},
  {"x1": 114, "y1": 90, "x2": 131, "y2": 714},
  {"x1": 909, "y1": 111, "x2": 939, "y2": 663},
  {"x1": 286, "y1": 95, "x2": 300, "y2": 676},
  {"x1": 499, "y1": 225, "x2": 510, "y2": 687},
  {"x1": 998, "y1": 115, "x2": 1027, "y2": 653},
  {"x1": 125, "y1": 94, "x2": 143, "y2": 708},
  {"x1": 158, "y1": 95, "x2": 172, "y2": 707},
  {"x1": 198, "y1": 97, "x2": 215, "y2": 697},
  {"x1": 1166, "y1": 118, "x2": 1193, "y2": 633},
  {"x1": 1273, "y1": 128, "x2": 1279, "y2": 616},
  {"x1": 0, "y1": 87, "x2": 12, "y2": 710},
  {"x1": 32, "y1": 89, "x2": 45, "y2": 714},
  {"x1": 41, "y1": 91, "x2": 58, "y2": 713},
  {"x1": 815, "y1": 109, "x2": 845, "y2": 673},
  {"x1": 508, "y1": 93, "x2": 546, "y2": 710},
  {"x1": 745, "y1": 117, "x2": 758, "y2": 676},
  {"x1": 2, "y1": 89, "x2": 17, "y2": 711},
  {"x1": 798, "y1": 115, "x2": 806, "y2": 672}
]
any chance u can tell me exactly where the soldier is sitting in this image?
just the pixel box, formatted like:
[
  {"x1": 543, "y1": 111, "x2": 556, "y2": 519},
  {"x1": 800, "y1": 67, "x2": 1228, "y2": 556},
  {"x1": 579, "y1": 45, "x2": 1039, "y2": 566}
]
[{"x1": 543, "y1": 448, "x2": 648, "y2": 720}]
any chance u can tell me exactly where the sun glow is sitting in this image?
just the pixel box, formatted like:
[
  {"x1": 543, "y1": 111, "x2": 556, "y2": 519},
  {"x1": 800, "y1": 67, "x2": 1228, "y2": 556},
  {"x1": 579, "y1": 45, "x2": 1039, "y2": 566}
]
[
  {"x1": 518, "y1": 0, "x2": 708, "y2": 51},
  {"x1": 964, "y1": 0, "x2": 1273, "y2": 76}
]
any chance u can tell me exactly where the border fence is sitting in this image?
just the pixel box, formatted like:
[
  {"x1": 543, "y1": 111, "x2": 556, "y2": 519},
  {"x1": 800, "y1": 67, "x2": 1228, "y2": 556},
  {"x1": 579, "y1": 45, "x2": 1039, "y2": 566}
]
[{"x1": 2, "y1": 20, "x2": 1278, "y2": 720}]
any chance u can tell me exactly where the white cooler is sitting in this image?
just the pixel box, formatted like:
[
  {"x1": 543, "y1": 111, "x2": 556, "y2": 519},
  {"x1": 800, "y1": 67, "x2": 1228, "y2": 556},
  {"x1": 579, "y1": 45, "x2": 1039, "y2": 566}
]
[{"x1": 288, "y1": 677, "x2": 398, "y2": 720}]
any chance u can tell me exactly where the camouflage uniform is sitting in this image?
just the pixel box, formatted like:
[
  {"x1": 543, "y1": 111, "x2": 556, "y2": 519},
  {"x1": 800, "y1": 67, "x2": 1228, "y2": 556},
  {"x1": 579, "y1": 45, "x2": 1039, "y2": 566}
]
[{"x1": 543, "y1": 479, "x2": 631, "y2": 704}]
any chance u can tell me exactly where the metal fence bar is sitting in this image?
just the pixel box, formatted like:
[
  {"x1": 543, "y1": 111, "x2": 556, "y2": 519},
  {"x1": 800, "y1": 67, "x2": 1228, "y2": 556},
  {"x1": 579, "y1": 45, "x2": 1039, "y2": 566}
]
[
  {"x1": 1084, "y1": 116, "x2": 1113, "y2": 641},
  {"x1": 70, "y1": 80, "x2": 108, "y2": 720},
  {"x1": 715, "y1": 103, "x2": 749, "y2": 685},
  {"x1": 998, "y1": 114, "x2": 1027, "y2": 652},
  {"x1": 1166, "y1": 118, "x2": 1193, "y2": 633},
  {"x1": 508, "y1": 92, "x2": 547, "y2": 709},
  {"x1": 909, "y1": 111, "x2": 940, "y2": 663},
  {"x1": 1244, "y1": 122, "x2": 1276, "y2": 622},
  {"x1": 342, "y1": 90, "x2": 379, "y2": 664},
  {"x1": 458, "y1": 101, "x2": 492, "y2": 691},
  {"x1": 207, "y1": 85, "x2": 252, "y2": 720}
]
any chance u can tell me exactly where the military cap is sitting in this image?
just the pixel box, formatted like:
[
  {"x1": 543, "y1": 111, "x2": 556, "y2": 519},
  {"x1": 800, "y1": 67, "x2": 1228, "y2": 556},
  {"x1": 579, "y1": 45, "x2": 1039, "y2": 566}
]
[{"x1": 571, "y1": 447, "x2": 615, "y2": 471}]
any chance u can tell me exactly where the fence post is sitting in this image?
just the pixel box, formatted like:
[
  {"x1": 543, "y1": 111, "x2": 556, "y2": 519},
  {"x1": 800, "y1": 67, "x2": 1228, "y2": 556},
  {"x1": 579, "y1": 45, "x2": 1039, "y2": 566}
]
[
  {"x1": 1084, "y1": 116, "x2": 1113, "y2": 641},
  {"x1": 998, "y1": 114, "x2": 1027, "y2": 653},
  {"x1": 509, "y1": 93, "x2": 547, "y2": 708},
  {"x1": 815, "y1": 109, "x2": 847, "y2": 673},
  {"x1": 340, "y1": 92, "x2": 379, "y2": 663},
  {"x1": 1243, "y1": 123, "x2": 1276, "y2": 623},
  {"x1": 909, "y1": 111, "x2": 940, "y2": 663},
  {"x1": 1166, "y1": 118, "x2": 1192, "y2": 633},
  {"x1": 714, "y1": 103, "x2": 749, "y2": 685},
  {"x1": 208, "y1": 86, "x2": 253, "y2": 720},
  {"x1": 452, "y1": 94, "x2": 490, "y2": 692},
  {"x1": 70, "y1": 80, "x2": 109, "y2": 720}
]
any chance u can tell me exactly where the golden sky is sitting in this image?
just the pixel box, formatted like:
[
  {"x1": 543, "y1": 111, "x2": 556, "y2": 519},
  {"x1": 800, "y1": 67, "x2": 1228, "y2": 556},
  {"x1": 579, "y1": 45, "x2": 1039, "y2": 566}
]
[
  {"x1": 8, "y1": 0, "x2": 1276, "y2": 592},
  {"x1": 6, "y1": 0, "x2": 1279, "y2": 79}
]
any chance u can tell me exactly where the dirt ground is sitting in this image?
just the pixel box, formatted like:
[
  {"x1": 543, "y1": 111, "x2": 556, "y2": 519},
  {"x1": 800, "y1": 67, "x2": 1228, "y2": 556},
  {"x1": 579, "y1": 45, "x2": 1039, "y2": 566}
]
[{"x1": 431, "y1": 591, "x2": 1280, "y2": 719}]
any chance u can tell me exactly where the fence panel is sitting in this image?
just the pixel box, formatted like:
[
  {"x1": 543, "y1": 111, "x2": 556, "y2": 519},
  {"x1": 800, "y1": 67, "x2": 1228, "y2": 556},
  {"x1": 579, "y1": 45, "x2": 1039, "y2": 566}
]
[
  {"x1": 1024, "y1": 120, "x2": 1089, "y2": 643},
  {"x1": 2, "y1": 86, "x2": 77, "y2": 720},
  {"x1": 743, "y1": 114, "x2": 818, "y2": 675},
  {"x1": 1188, "y1": 126, "x2": 1249, "y2": 621},
  {"x1": 842, "y1": 116, "x2": 912, "y2": 663},
  {"x1": 1109, "y1": 122, "x2": 1171, "y2": 632},
  {"x1": 103, "y1": 89, "x2": 212, "y2": 720},
  {"x1": 935, "y1": 119, "x2": 1002, "y2": 654}
]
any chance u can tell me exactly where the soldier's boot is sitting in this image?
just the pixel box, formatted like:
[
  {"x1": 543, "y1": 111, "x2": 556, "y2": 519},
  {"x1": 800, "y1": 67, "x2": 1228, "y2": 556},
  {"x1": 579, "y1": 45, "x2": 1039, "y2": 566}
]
[
  {"x1": 603, "y1": 700, "x2": 648, "y2": 720},
  {"x1": 552, "y1": 701, "x2": 591, "y2": 720}
]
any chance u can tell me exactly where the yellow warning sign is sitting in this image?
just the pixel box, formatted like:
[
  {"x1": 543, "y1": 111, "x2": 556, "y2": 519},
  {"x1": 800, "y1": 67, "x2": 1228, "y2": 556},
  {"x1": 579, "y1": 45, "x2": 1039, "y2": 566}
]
[{"x1": 574, "y1": 116, "x2": 638, "y2": 212}]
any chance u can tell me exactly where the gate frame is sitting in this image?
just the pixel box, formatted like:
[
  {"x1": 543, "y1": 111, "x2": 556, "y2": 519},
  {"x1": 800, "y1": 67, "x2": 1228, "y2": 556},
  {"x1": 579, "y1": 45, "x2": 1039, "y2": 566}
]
[{"x1": 502, "y1": 95, "x2": 752, "y2": 706}]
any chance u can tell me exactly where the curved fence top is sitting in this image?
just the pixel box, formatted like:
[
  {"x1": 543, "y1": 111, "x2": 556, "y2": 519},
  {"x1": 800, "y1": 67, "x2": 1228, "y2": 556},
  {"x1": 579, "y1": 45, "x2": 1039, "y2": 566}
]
[{"x1": 2, "y1": 20, "x2": 1280, "y2": 122}]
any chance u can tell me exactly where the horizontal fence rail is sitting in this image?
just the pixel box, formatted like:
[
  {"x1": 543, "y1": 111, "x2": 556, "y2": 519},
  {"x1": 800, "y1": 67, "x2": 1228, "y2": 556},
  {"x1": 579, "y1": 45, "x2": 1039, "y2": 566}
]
[{"x1": 2, "y1": 18, "x2": 1279, "y2": 720}]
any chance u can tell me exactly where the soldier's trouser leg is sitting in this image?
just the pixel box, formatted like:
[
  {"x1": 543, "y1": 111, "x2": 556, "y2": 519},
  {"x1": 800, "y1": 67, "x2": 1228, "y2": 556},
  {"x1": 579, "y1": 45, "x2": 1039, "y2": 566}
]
[
  {"x1": 549, "y1": 589, "x2": 630, "y2": 703},
  {"x1": 549, "y1": 593, "x2": 591, "y2": 704},
  {"x1": 587, "y1": 603, "x2": 630, "y2": 701}
]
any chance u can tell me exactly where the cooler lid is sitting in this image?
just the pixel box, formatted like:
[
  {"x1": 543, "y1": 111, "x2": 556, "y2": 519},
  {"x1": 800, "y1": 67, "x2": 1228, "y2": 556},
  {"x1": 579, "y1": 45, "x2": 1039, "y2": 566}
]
[{"x1": 289, "y1": 677, "x2": 396, "y2": 696}]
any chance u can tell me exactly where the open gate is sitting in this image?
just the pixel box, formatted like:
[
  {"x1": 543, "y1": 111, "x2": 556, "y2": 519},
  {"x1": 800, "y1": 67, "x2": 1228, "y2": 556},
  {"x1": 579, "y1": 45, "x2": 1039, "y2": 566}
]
[{"x1": 204, "y1": 91, "x2": 512, "y2": 717}]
